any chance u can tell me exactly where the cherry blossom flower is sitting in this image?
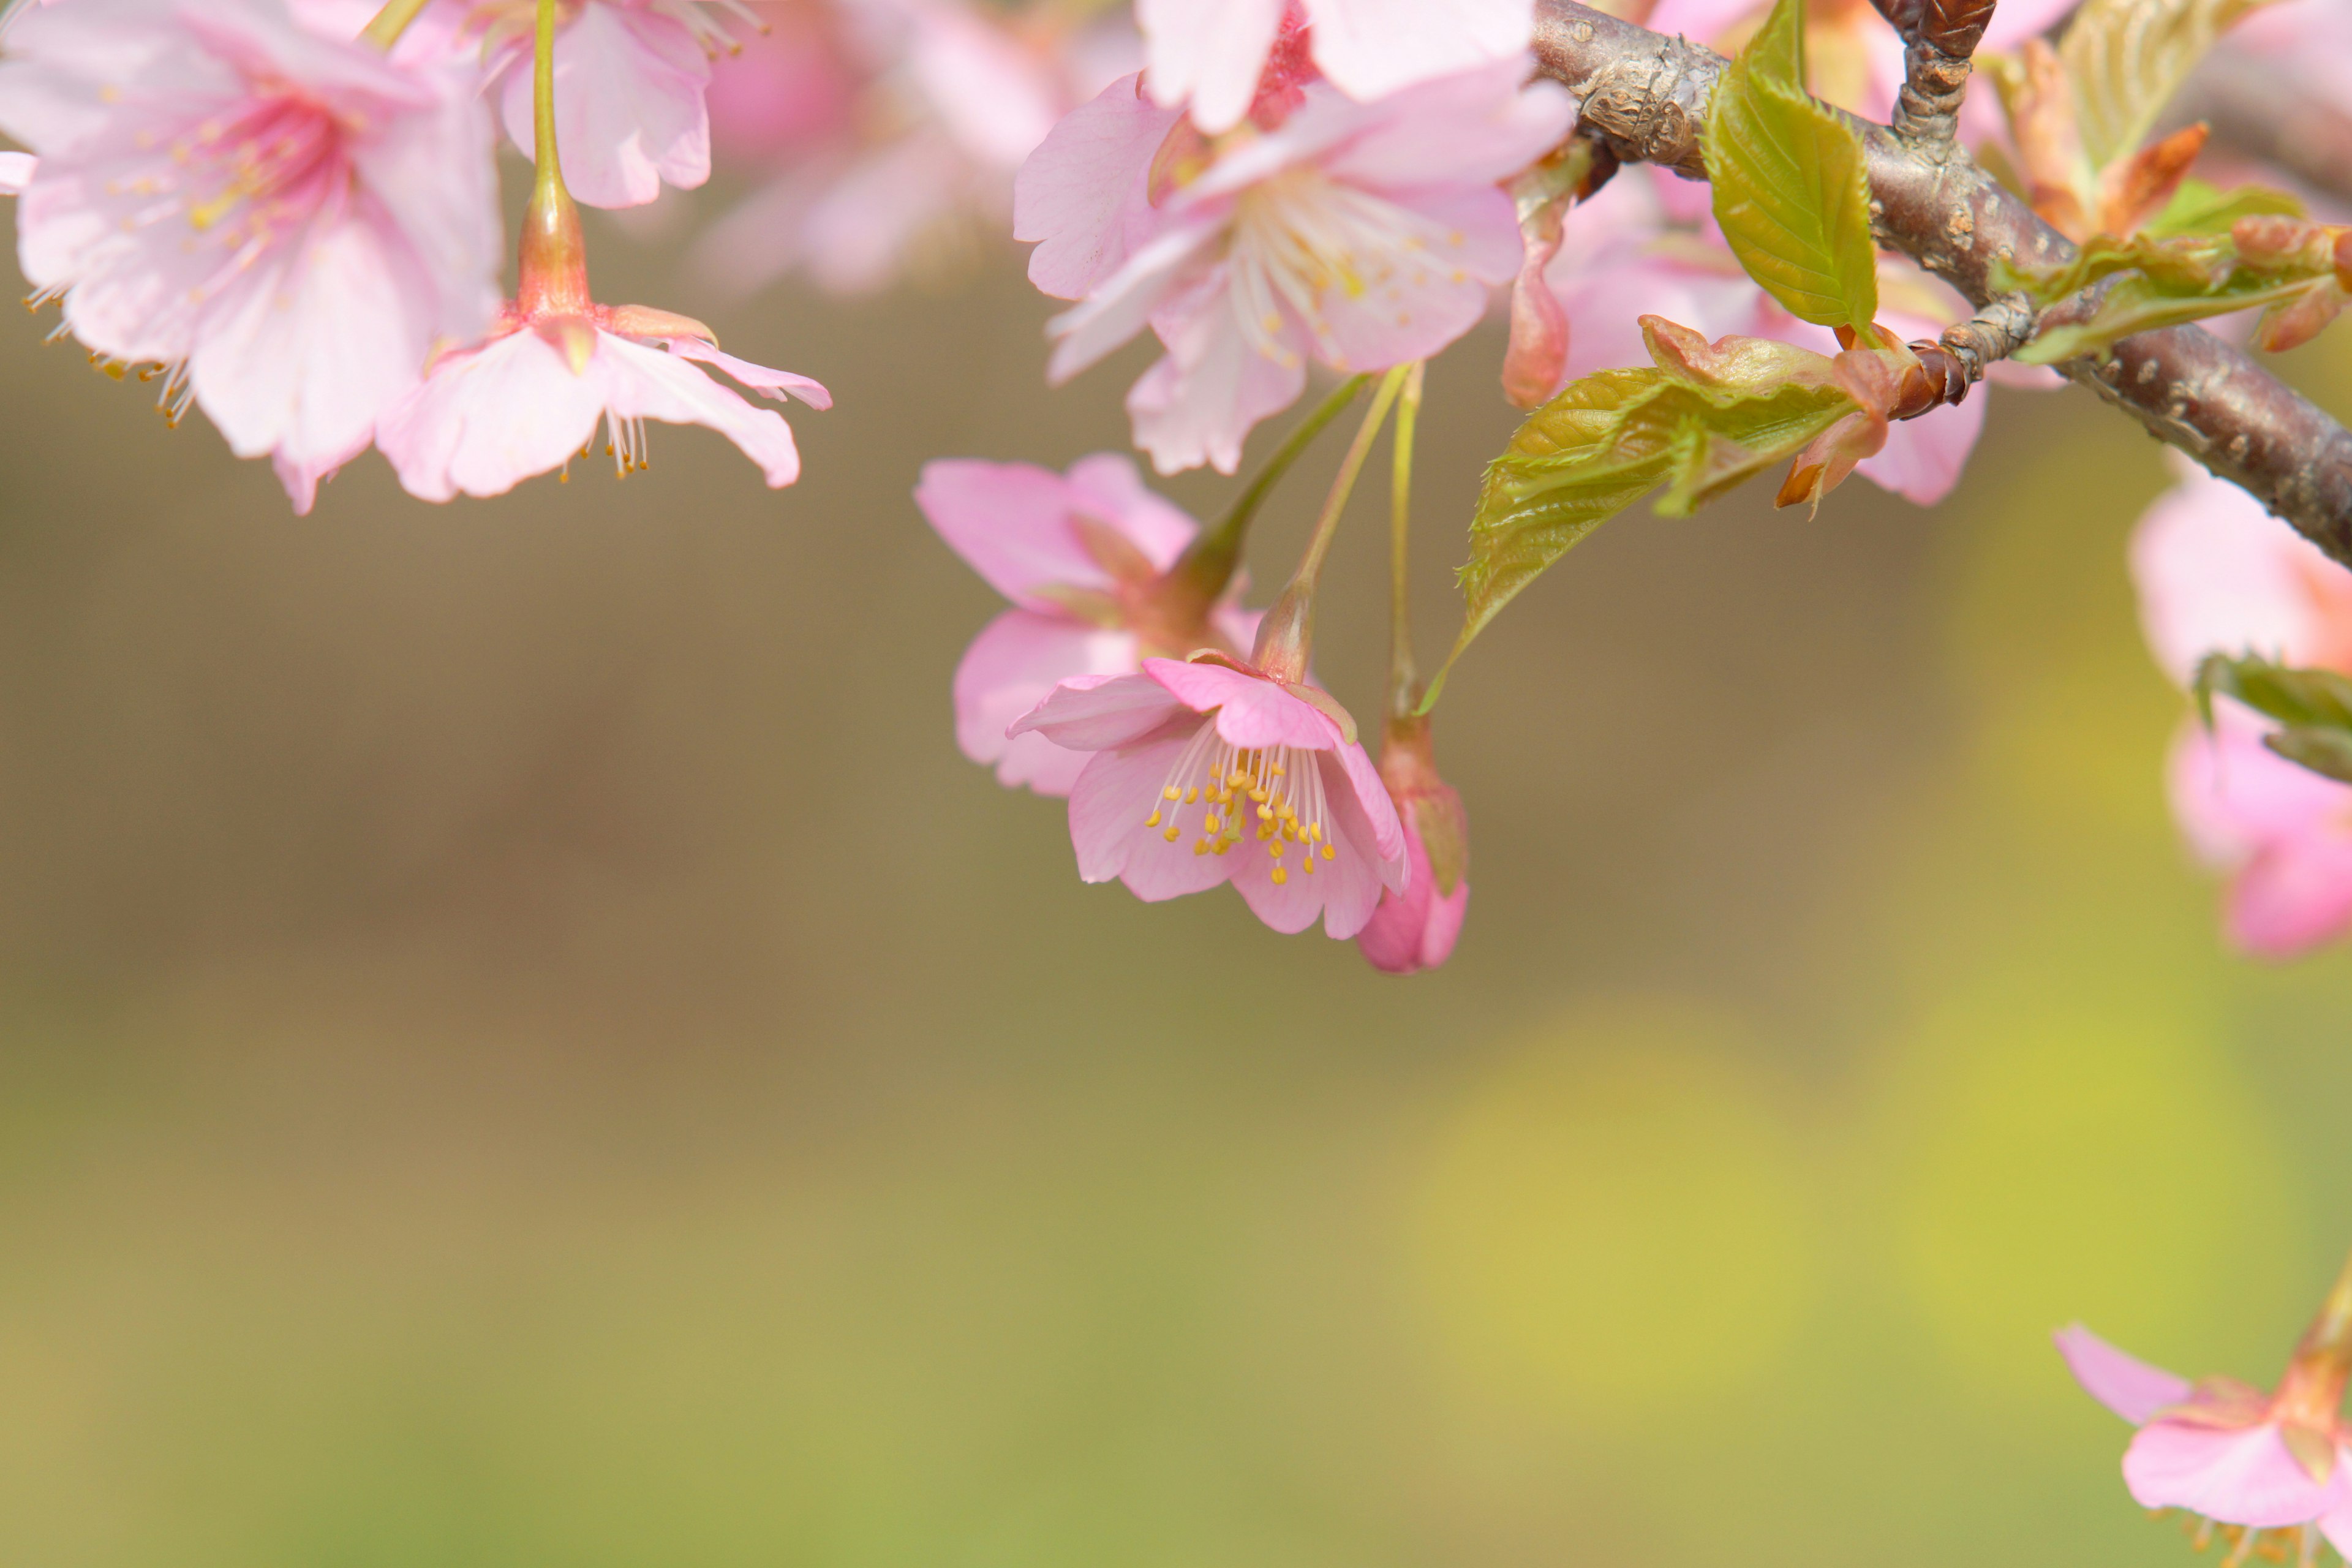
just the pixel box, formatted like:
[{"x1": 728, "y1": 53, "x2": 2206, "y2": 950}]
[
  {"x1": 1018, "y1": 58, "x2": 1573, "y2": 474},
  {"x1": 376, "y1": 107, "x2": 827, "y2": 501},
  {"x1": 1356, "y1": 715, "x2": 1468, "y2": 973},
  {"x1": 1137, "y1": 0, "x2": 1536, "y2": 135},
  {"x1": 0, "y1": 0, "x2": 503, "y2": 512},
  {"x1": 2132, "y1": 455, "x2": 2352, "y2": 957},
  {"x1": 697, "y1": 0, "x2": 1136, "y2": 297},
  {"x1": 2056, "y1": 1259, "x2": 2352, "y2": 1560},
  {"x1": 1009, "y1": 655, "x2": 1406, "y2": 936},
  {"x1": 915, "y1": 453, "x2": 1258, "y2": 795}
]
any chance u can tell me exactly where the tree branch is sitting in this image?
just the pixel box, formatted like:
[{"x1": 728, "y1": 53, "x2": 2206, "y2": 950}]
[{"x1": 1531, "y1": 0, "x2": 2352, "y2": 567}]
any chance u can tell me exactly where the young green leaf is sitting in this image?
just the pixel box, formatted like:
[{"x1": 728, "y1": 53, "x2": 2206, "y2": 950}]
[
  {"x1": 2060, "y1": 0, "x2": 2277, "y2": 173},
  {"x1": 2193, "y1": 652, "x2": 2352, "y2": 785},
  {"x1": 1704, "y1": 0, "x2": 1880, "y2": 333},
  {"x1": 1425, "y1": 323, "x2": 1855, "y2": 708},
  {"x1": 1996, "y1": 221, "x2": 2344, "y2": 363},
  {"x1": 2144, "y1": 177, "x2": 2304, "y2": 240}
]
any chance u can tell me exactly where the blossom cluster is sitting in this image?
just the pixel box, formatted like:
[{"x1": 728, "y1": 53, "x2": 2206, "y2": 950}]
[{"x1": 5, "y1": 0, "x2": 2352, "y2": 973}]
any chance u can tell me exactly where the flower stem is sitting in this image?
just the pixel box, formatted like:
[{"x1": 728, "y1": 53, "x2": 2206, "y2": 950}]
[
  {"x1": 1251, "y1": 364, "x2": 1411, "y2": 684},
  {"x1": 360, "y1": 0, "x2": 432, "y2": 49},
  {"x1": 1386, "y1": 361, "x2": 1426, "y2": 721},
  {"x1": 516, "y1": 0, "x2": 589, "y2": 318},
  {"x1": 1162, "y1": 375, "x2": 1367, "y2": 617}
]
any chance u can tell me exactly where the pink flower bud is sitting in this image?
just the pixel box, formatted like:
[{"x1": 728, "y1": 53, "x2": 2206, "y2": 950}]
[{"x1": 1356, "y1": 716, "x2": 1468, "y2": 973}]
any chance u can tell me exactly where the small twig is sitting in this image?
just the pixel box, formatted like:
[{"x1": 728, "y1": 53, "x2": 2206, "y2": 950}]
[
  {"x1": 1531, "y1": 0, "x2": 2352, "y2": 568},
  {"x1": 1878, "y1": 0, "x2": 1998, "y2": 144}
]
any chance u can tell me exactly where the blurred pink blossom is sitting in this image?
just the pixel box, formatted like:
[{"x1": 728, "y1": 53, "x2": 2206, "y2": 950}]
[
  {"x1": 1019, "y1": 58, "x2": 1572, "y2": 473},
  {"x1": 1138, "y1": 0, "x2": 1535, "y2": 135},
  {"x1": 1009, "y1": 656, "x2": 1406, "y2": 935},
  {"x1": 2057, "y1": 1319, "x2": 2352, "y2": 1555},
  {"x1": 2133, "y1": 454, "x2": 2352, "y2": 957},
  {"x1": 696, "y1": 0, "x2": 1135, "y2": 297},
  {"x1": 0, "y1": 0, "x2": 502, "y2": 512},
  {"x1": 915, "y1": 454, "x2": 1259, "y2": 796}
]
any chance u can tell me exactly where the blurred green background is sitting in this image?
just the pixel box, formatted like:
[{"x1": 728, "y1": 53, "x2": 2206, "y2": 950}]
[{"x1": 1, "y1": 181, "x2": 2348, "y2": 1568}]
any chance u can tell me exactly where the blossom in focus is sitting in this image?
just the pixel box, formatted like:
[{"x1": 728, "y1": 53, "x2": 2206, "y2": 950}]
[
  {"x1": 1532, "y1": 167, "x2": 2007, "y2": 505},
  {"x1": 915, "y1": 453, "x2": 1259, "y2": 796},
  {"x1": 2056, "y1": 1264, "x2": 2352, "y2": 1559},
  {"x1": 1019, "y1": 59, "x2": 1573, "y2": 474},
  {"x1": 696, "y1": 0, "x2": 1136, "y2": 297},
  {"x1": 1009, "y1": 656, "x2": 1406, "y2": 936},
  {"x1": 0, "y1": 0, "x2": 503, "y2": 512},
  {"x1": 1137, "y1": 0, "x2": 1536, "y2": 135},
  {"x1": 1355, "y1": 715, "x2": 1468, "y2": 973},
  {"x1": 377, "y1": 154, "x2": 827, "y2": 500},
  {"x1": 2132, "y1": 455, "x2": 2352, "y2": 957}
]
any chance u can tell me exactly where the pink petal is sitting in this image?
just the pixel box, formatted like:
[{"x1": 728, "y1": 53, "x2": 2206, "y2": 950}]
[
  {"x1": 1144, "y1": 658, "x2": 1345, "y2": 750},
  {"x1": 1356, "y1": 809, "x2": 1470, "y2": 970},
  {"x1": 1126, "y1": 291, "x2": 1308, "y2": 475},
  {"x1": 2053, "y1": 1324, "x2": 2192, "y2": 1425},
  {"x1": 916, "y1": 457, "x2": 1163, "y2": 606},
  {"x1": 1312, "y1": 57, "x2": 1570, "y2": 190},
  {"x1": 1065, "y1": 722, "x2": 1234, "y2": 898},
  {"x1": 904, "y1": 0, "x2": 1065, "y2": 168},
  {"x1": 1062, "y1": 451, "x2": 1200, "y2": 568},
  {"x1": 1010, "y1": 671, "x2": 1189, "y2": 751},
  {"x1": 663, "y1": 337, "x2": 832, "y2": 409},
  {"x1": 2132, "y1": 456, "x2": 2352, "y2": 685},
  {"x1": 1045, "y1": 217, "x2": 1223, "y2": 384},
  {"x1": 597, "y1": 336, "x2": 802, "y2": 488},
  {"x1": 1013, "y1": 72, "x2": 1181, "y2": 300},
  {"x1": 0, "y1": 151, "x2": 33, "y2": 194},
  {"x1": 377, "y1": 330, "x2": 608, "y2": 502},
  {"x1": 2226, "y1": 835, "x2": 2352, "y2": 959},
  {"x1": 1136, "y1": 0, "x2": 1285, "y2": 134},
  {"x1": 2319, "y1": 1484, "x2": 2352, "y2": 1562},
  {"x1": 2169, "y1": 715, "x2": 2352, "y2": 866},
  {"x1": 953, "y1": 609, "x2": 1142, "y2": 796},
  {"x1": 498, "y1": 1, "x2": 712, "y2": 210},
  {"x1": 1332, "y1": 736, "x2": 1408, "y2": 868},
  {"x1": 1302, "y1": 0, "x2": 1536, "y2": 103},
  {"x1": 2124, "y1": 1420, "x2": 2350, "y2": 1526}
]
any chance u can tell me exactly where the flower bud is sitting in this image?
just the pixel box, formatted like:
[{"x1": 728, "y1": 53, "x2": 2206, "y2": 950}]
[{"x1": 1357, "y1": 715, "x2": 1469, "y2": 974}]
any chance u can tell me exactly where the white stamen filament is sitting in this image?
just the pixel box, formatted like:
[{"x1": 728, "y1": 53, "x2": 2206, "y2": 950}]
[
  {"x1": 1144, "y1": 715, "x2": 1338, "y2": 883},
  {"x1": 1226, "y1": 168, "x2": 1458, "y2": 369}
]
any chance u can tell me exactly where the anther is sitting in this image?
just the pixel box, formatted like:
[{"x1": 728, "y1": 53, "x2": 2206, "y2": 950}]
[
  {"x1": 1145, "y1": 810, "x2": 1162, "y2": 827},
  {"x1": 1271, "y1": 867, "x2": 1287, "y2": 884},
  {"x1": 1321, "y1": 843, "x2": 1336, "y2": 860},
  {"x1": 1163, "y1": 824, "x2": 1181, "y2": 842}
]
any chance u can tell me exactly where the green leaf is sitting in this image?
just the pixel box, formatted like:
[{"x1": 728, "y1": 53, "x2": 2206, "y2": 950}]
[
  {"x1": 2193, "y1": 653, "x2": 2352, "y2": 785},
  {"x1": 1704, "y1": 0, "x2": 1879, "y2": 333},
  {"x1": 2145, "y1": 177, "x2": 2306, "y2": 239},
  {"x1": 1425, "y1": 326, "x2": 1853, "y2": 707},
  {"x1": 2013, "y1": 271, "x2": 2324, "y2": 363},
  {"x1": 2061, "y1": 0, "x2": 2277, "y2": 172}
]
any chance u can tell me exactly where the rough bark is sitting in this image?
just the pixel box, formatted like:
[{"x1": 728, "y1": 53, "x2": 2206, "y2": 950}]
[{"x1": 1531, "y1": 0, "x2": 2352, "y2": 567}]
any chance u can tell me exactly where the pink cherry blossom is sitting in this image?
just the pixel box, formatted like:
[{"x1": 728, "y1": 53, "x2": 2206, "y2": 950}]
[
  {"x1": 1137, "y1": 0, "x2": 1536, "y2": 135},
  {"x1": 1355, "y1": 718, "x2": 1468, "y2": 972},
  {"x1": 1019, "y1": 58, "x2": 1573, "y2": 474},
  {"x1": 1534, "y1": 166, "x2": 2001, "y2": 505},
  {"x1": 695, "y1": 0, "x2": 1136, "y2": 297},
  {"x1": 459, "y1": 0, "x2": 752, "y2": 210},
  {"x1": 377, "y1": 301, "x2": 829, "y2": 500},
  {"x1": 1009, "y1": 656, "x2": 1407, "y2": 936},
  {"x1": 2131, "y1": 454, "x2": 2352, "y2": 956},
  {"x1": 2056, "y1": 1313, "x2": 2352, "y2": 1557},
  {"x1": 915, "y1": 453, "x2": 1258, "y2": 795},
  {"x1": 0, "y1": 0, "x2": 503, "y2": 513}
]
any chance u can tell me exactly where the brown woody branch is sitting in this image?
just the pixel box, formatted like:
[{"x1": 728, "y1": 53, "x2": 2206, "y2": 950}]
[{"x1": 1532, "y1": 0, "x2": 2352, "y2": 568}]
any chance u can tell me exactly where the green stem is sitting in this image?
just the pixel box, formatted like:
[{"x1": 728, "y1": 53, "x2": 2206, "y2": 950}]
[
  {"x1": 533, "y1": 0, "x2": 563, "y2": 199},
  {"x1": 1386, "y1": 361, "x2": 1425, "y2": 721},
  {"x1": 1251, "y1": 364, "x2": 1411, "y2": 683},
  {"x1": 359, "y1": 0, "x2": 431, "y2": 50},
  {"x1": 1163, "y1": 375, "x2": 1367, "y2": 616},
  {"x1": 515, "y1": 0, "x2": 590, "y2": 318}
]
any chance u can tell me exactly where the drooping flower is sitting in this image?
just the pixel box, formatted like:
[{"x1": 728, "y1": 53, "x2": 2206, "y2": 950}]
[
  {"x1": 1355, "y1": 714, "x2": 1468, "y2": 972},
  {"x1": 375, "y1": 75, "x2": 827, "y2": 500},
  {"x1": 1017, "y1": 58, "x2": 1573, "y2": 473},
  {"x1": 915, "y1": 453, "x2": 1258, "y2": 795},
  {"x1": 2132, "y1": 455, "x2": 2352, "y2": 957},
  {"x1": 0, "y1": 0, "x2": 503, "y2": 512},
  {"x1": 1137, "y1": 0, "x2": 1536, "y2": 135},
  {"x1": 696, "y1": 0, "x2": 1135, "y2": 297},
  {"x1": 2057, "y1": 1256, "x2": 2352, "y2": 1559},
  {"x1": 1009, "y1": 655, "x2": 1406, "y2": 936}
]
